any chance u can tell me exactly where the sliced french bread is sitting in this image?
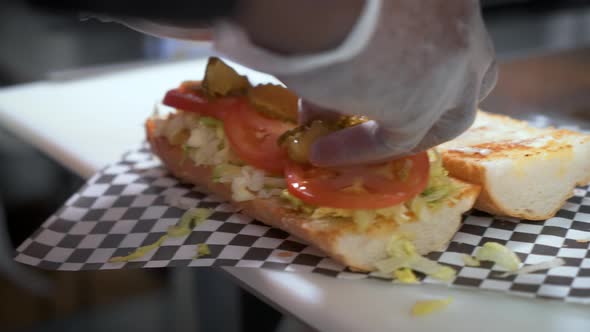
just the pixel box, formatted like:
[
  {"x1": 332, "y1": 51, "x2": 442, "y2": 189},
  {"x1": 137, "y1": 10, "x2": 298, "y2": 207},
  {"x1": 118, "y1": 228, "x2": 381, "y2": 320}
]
[
  {"x1": 147, "y1": 119, "x2": 480, "y2": 271},
  {"x1": 439, "y1": 111, "x2": 590, "y2": 220}
]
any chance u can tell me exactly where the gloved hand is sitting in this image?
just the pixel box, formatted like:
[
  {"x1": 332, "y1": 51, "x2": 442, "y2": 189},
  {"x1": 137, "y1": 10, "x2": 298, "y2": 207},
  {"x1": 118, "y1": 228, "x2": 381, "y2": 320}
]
[{"x1": 121, "y1": 0, "x2": 497, "y2": 167}]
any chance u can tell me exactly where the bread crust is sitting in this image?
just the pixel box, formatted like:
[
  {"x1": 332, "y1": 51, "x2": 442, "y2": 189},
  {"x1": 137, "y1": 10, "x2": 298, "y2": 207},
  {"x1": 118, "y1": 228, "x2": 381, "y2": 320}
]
[
  {"x1": 147, "y1": 120, "x2": 480, "y2": 271},
  {"x1": 440, "y1": 111, "x2": 590, "y2": 220}
]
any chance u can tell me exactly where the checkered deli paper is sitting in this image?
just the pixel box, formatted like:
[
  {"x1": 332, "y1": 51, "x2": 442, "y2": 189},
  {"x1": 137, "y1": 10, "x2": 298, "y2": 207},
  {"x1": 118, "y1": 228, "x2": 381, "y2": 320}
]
[{"x1": 14, "y1": 145, "x2": 590, "y2": 304}]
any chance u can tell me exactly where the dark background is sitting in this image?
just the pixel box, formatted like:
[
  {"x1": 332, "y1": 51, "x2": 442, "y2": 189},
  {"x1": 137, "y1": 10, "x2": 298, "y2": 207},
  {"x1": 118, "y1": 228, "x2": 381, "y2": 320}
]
[{"x1": 1, "y1": 0, "x2": 590, "y2": 331}]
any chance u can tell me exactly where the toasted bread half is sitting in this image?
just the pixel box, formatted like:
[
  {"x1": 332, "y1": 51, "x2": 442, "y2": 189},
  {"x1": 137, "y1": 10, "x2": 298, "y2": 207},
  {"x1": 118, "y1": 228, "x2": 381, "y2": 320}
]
[
  {"x1": 439, "y1": 111, "x2": 590, "y2": 220},
  {"x1": 147, "y1": 119, "x2": 480, "y2": 271}
]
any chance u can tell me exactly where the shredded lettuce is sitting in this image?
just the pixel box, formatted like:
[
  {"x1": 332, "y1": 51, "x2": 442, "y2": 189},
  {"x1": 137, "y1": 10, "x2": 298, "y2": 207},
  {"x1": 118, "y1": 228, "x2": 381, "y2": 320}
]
[
  {"x1": 199, "y1": 116, "x2": 223, "y2": 127},
  {"x1": 475, "y1": 242, "x2": 522, "y2": 271},
  {"x1": 232, "y1": 176, "x2": 257, "y2": 201},
  {"x1": 411, "y1": 297, "x2": 453, "y2": 317},
  {"x1": 499, "y1": 258, "x2": 564, "y2": 277},
  {"x1": 157, "y1": 112, "x2": 284, "y2": 202},
  {"x1": 212, "y1": 163, "x2": 242, "y2": 183},
  {"x1": 352, "y1": 210, "x2": 377, "y2": 231},
  {"x1": 223, "y1": 166, "x2": 286, "y2": 202},
  {"x1": 311, "y1": 207, "x2": 351, "y2": 219},
  {"x1": 408, "y1": 196, "x2": 428, "y2": 220},
  {"x1": 281, "y1": 190, "x2": 315, "y2": 214},
  {"x1": 109, "y1": 208, "x2": 213, "y2": 263},
  {"x1": 311, "y1": 204, "x2": 412, "y2": 227},
  {"x1": 386, "y1": 234, "x2": 417, "y2": 257},
  {"x1": 257, "y1": 188, "x2": 284, "y2": 199},
  {"x1": 420, "y1": 150, "x2": 456, "y2": 209},
  {"x1": 156, "y1": 113, "x2": 242, "y2": 166},
  {"x1": 195, "y1": 243, "x2": 211, "y2": 258},
  {"x1": 160, "y1": 114, "x2": 186, "y2": 141},
  {"x1": 157, "y1": 113, "x2": 235, "y2": 167},
  {"x1": 375, "y1": 235, "x2": 456, "y2": 282},
  {"x1": 462, "y1": 254, "x2": 481, "y2": 267},
  {"x1": 263, "y1": 177, "x2": 287, "y2": 189},
  {"x1": 168, "y1": 208, "x2": 213, "y2": 237},
  {"x1": 178, "y1": 144, "x2": 190, "y2": 165},
  {"x1": 109, "y1": 235, "x2": 169, "y2": 263},
  {"x1": 394, "y1": 268, "x2": 419, "y2": 284}
]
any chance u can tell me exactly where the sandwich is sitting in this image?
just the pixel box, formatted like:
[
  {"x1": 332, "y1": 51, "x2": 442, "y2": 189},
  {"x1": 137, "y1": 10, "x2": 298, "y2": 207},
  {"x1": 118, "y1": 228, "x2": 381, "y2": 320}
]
[
  {"x1": 439, "y1": 112, "x2": 590, "y2": 220},
  {"x1": 146, "y1": 57, "x2": 480, "y2": 273}
]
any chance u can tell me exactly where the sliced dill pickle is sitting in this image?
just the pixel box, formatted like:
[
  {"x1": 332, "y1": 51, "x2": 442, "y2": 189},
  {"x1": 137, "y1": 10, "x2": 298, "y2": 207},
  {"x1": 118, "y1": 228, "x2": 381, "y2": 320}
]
[
  {"x1": 337, "y1": 115, "x2": 369, "y2": 127},
  {"x1": 248, "y1": 84, "x2": 299, "y2": 123},
  {"x1": 202, "y1": 57, "x2": 250, "y2": 97},
  {"x1": 279, "y1": 120, "x2": 336, "y2": 163}
]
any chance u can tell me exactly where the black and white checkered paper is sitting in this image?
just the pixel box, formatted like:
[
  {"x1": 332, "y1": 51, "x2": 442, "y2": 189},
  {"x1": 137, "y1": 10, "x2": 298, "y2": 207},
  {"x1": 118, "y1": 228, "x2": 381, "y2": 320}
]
[{"x1": 14, "y1": 145, "x2": 590, "y2": 304}]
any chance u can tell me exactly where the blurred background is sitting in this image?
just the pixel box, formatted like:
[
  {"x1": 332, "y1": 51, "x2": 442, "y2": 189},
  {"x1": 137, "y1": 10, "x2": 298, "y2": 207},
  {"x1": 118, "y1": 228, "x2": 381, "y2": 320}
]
[{"x1": 1, "y1": 0, "x2": 590, "y2": 331}]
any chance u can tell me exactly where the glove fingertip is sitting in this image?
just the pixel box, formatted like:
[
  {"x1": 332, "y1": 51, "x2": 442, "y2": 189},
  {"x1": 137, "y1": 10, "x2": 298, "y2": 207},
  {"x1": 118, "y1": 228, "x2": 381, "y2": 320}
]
[
  {"x1": 308, "y1": 135, "x2": 342, "y2": 167},
  {"x1": 308, "y1": 122, "x2": 405, "y2": 167}
]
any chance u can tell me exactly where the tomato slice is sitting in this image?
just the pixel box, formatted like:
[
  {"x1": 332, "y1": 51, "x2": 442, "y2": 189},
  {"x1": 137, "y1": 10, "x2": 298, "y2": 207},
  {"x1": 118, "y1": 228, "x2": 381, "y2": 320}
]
[
  {"x1": 162, "y1": 88, "x2": 243, "y2": 120},
  {"x1": 162, "y1": 82, "x2": 294, "y2": 174},
  {"x1": 285, "y1": 152, "x2": 430, "y2": 209},
  {"x1": 224, "y1": 102, "x2": 296, "y2": 175}
]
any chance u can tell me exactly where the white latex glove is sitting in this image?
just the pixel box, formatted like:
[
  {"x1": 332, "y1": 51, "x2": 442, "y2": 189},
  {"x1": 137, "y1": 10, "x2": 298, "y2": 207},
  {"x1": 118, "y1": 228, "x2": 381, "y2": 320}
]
[{"x1": 122, "y1": 0, "x2": 497, "y2": 167}]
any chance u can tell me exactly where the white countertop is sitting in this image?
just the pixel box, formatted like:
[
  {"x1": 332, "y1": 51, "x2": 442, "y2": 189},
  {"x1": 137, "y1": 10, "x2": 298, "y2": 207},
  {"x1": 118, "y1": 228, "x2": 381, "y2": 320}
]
[{"x1": 0, "y1": 58, "x2": 587, "y2": 332}]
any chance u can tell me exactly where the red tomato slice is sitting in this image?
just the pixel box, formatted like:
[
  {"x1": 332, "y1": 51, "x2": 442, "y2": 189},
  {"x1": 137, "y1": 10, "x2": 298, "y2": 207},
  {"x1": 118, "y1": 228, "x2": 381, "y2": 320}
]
[
  {"x1": 162, "y1": 82, "x2": 294, "y2": 174},
  {"x1": 162, "y1": 88, "x2": 243, "y2": 120},
  {"x1": 285, "y1": 152, "x2": 430, "y2": 209},
  {"x1": 224, "y1": 102, "x2": 296, "y2": 175}
]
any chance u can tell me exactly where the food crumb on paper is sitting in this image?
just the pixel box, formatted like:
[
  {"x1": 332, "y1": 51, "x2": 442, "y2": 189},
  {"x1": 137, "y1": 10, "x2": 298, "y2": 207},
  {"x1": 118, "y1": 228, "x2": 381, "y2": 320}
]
[
  {"x1": 109, "y1": 235, "x2": 169, "y2": 263},
  {"x1": 394, "y1": 268, "x2": 419, "y2": 284},
  {"x1": 167, "y1": 208, "x2": 213, "y2": 237},
  {"x1": 575, "y1": 238, "x2": 590, "y2": 243},
  {"x1": 374, "y1": 235, "x2": 457, "y2": 282},
  {"x1": 278, "y1": 251, "x2": 294, "y2": 258},
  {"x1": 411, "y1": 297, "x2": 453, "y2": 317},
  {"x1": 195, "y1": 243, "x2": 210, "y2": 258},
  {"x1": 462, "y1": 254, "x2": 480, "y2": 267},
  {"x1": 109, "y1": 208, "x2": 213, "y2": 263},
  {"x1": 498, "y1": 258, "x2": 565, "y2": 278},
  {"x1": 475, "y1": 242, "x2": 521, "y2": 271}
]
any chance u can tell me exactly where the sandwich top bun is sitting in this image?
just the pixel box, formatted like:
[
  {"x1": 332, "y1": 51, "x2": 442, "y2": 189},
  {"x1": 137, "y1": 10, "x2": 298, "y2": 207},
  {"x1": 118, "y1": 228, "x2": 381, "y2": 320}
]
[{"x1": 439, "y1": 111, "x2": 590, "y2": 220}]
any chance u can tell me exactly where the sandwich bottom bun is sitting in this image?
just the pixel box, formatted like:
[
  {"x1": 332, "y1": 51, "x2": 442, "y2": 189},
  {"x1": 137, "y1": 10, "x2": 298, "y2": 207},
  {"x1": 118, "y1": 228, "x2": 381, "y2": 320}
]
[{"x1": 147, "y1": 119, "x2": 480, "y2": 271}]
